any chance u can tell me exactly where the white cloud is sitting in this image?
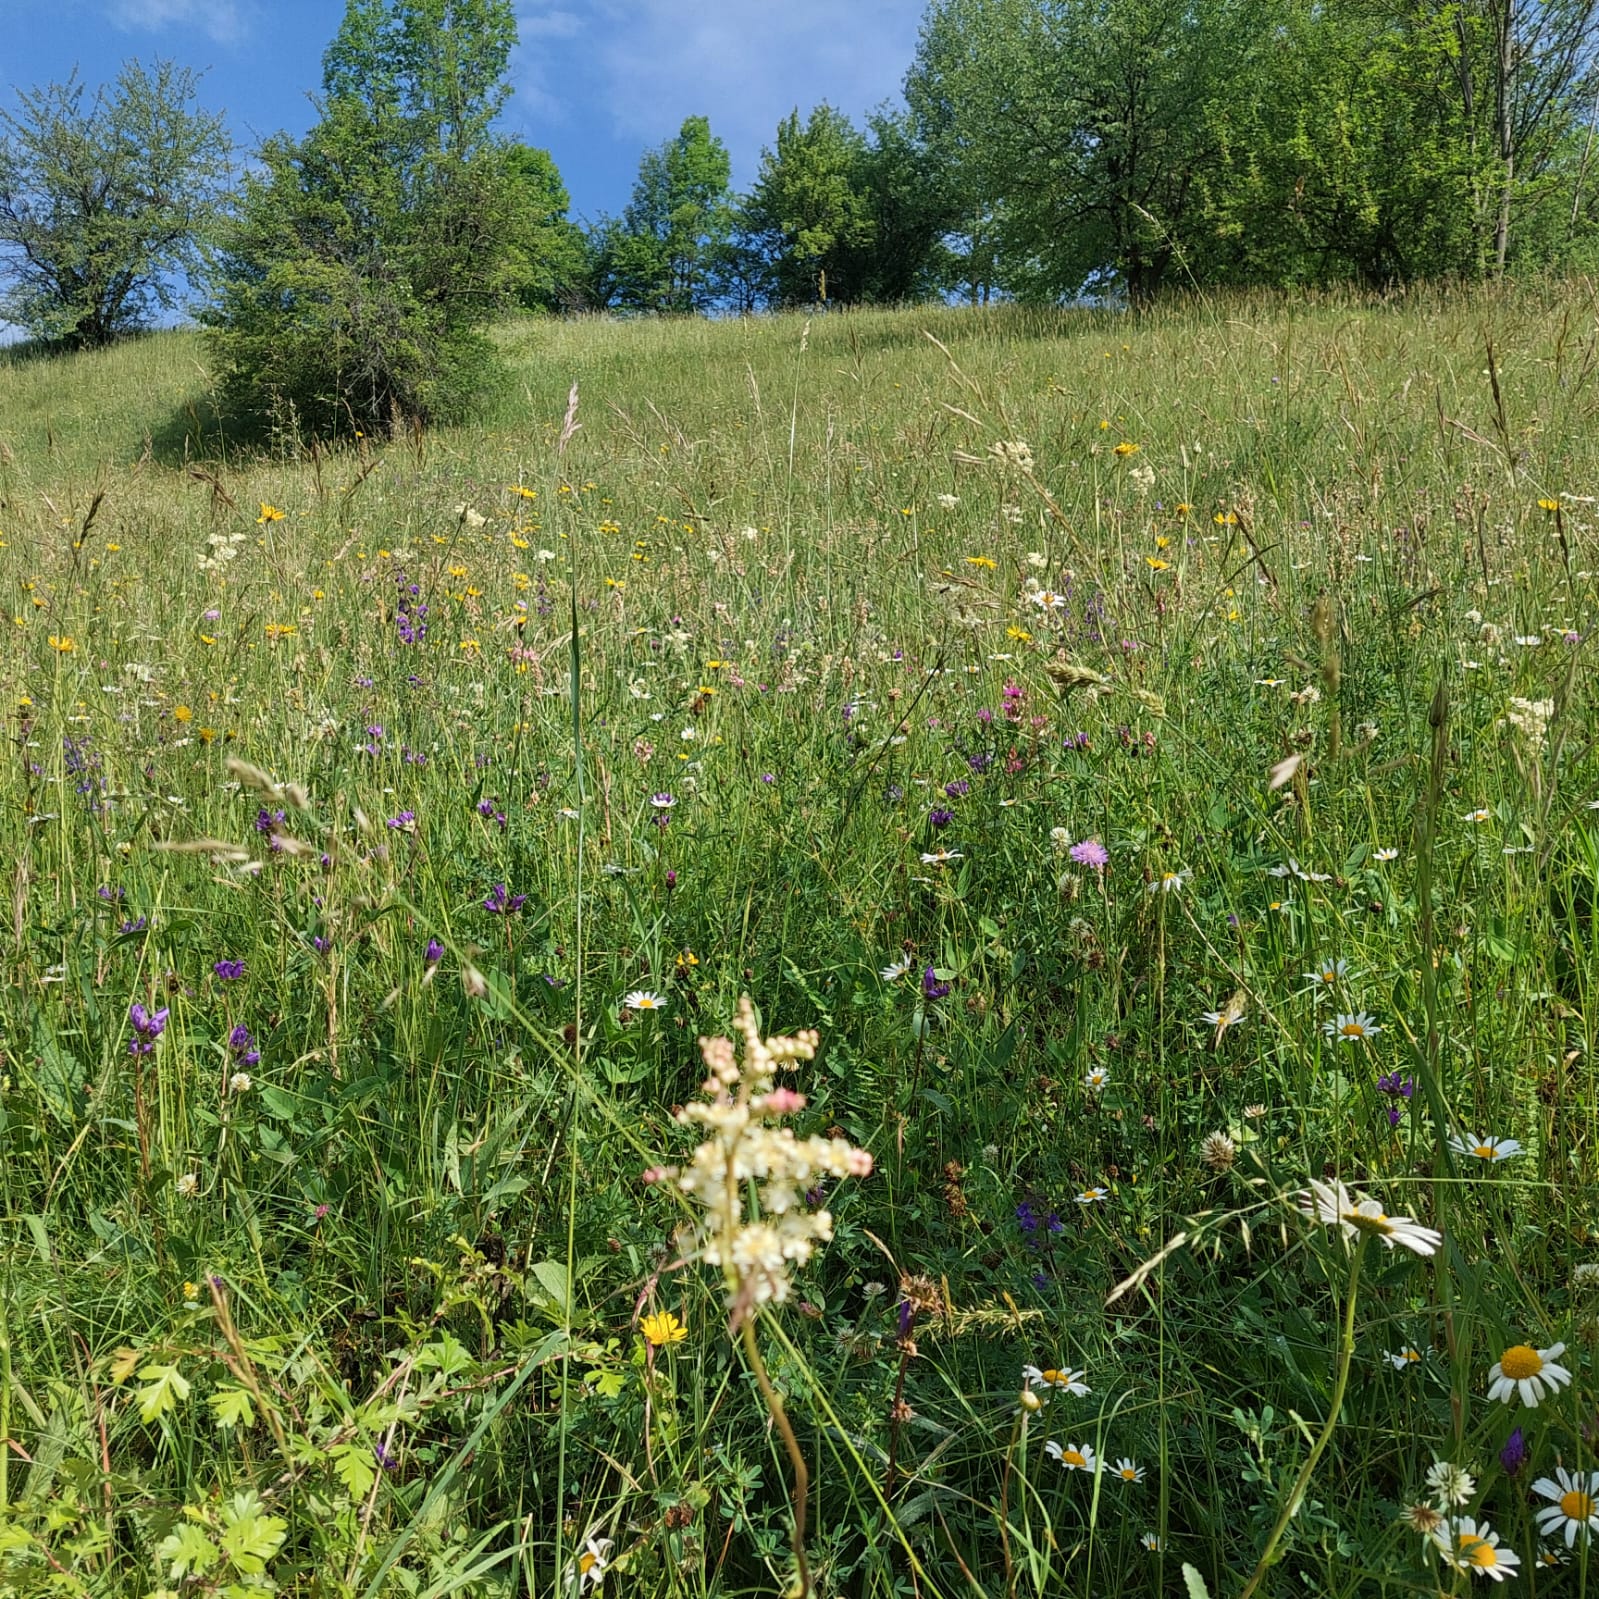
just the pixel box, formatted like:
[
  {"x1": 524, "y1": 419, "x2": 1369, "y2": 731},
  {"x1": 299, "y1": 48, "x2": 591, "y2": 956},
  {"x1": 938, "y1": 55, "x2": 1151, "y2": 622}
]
[
  {"x1": 107, "y1": 0, "x2": 248, "y2": 45},
  {"x1": 512, "y1": 0, "x2": 923, "y2": 179}
]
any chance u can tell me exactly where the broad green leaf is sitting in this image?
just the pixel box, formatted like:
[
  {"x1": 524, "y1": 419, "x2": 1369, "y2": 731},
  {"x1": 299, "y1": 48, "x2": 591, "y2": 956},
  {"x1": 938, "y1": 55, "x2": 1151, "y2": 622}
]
[
  {"x1": 208, "y1": 1385, "x2": 256, "y2": 1430},
  {"x1": 158, "y1": 1521, "x2": 218, "y2": 1578},
  {"x1": 1182, "y1": 1563, "x2": 1211, "y2": 1599},
  {"x1": 529, "y1": 1259, "x2": 570, "y2": 1309},
  {"x1": 329, "y1": 1440, "x2": 379, "y2": 1499},
  {"x1": 218, "y1": 1492, "x2": 287, "y2": 1574},
  {"x1": 136, "y1": 1363, "x2": 191, "y2": 1424}
]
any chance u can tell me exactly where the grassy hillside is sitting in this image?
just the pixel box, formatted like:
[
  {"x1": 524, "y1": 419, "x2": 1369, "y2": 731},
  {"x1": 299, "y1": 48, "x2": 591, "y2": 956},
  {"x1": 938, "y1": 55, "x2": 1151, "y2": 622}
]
[{"x1": 2, "y1": 285, "x2": 1598, "y2": 1597}]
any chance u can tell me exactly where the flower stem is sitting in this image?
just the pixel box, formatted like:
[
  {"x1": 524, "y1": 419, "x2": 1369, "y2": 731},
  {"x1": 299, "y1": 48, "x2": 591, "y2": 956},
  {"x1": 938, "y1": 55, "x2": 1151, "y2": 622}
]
[
  {"x1": 1238, "y1": 1241, "x2": 1364, "y2": 1599},
  {"x1": 741, "y1": 1312, "x2": 811, "y2": 1599}
]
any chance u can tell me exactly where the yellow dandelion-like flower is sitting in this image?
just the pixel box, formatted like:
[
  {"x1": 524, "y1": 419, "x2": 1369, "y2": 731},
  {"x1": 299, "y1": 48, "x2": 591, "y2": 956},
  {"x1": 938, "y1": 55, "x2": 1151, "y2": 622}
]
[
  {"x1": 256, "y1": 503, "x2": 285, "y2": 524},
  {"x1": 47, "y1": 635, "x2": 75, "y2": 652},
  {"x1": 965, "y1": 555, "x2": 997, "y2": 570},
  {"x1": 641, "y1": 1310, "x2": 688, "y2": 1347},
  {"x1": 1145, "y1": 556, "x2": 1171, "y2": 571},
  {"x1": 173, "y1": 705, "x2": 193, "y2": 724},
  {"x1": 1113, "y1": 441, "x2": 1139, "y2": 457},
  {"x1": 1538, "y1": 497, "x2": 1561, "y2": 513}
]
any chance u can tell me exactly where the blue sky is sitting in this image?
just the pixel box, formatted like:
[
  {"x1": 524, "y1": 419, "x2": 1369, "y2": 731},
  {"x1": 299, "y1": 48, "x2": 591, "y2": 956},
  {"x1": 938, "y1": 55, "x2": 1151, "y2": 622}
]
[{"x1": 6, "y1": 0, "x2": 928, "y2": 222}]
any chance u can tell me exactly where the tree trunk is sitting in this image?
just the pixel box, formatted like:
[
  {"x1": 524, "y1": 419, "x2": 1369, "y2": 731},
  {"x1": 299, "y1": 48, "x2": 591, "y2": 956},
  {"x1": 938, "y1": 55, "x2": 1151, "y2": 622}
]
[{"x1": 1494, "y1": 0, "x2": 1516, "y2": 274}]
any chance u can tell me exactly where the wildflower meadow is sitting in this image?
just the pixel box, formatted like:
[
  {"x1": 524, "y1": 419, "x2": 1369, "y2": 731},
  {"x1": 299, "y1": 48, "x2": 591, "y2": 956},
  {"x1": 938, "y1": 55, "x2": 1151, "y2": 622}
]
[{"x1": 4, "y1": 284, "x2": 1599, "y2": 1596}]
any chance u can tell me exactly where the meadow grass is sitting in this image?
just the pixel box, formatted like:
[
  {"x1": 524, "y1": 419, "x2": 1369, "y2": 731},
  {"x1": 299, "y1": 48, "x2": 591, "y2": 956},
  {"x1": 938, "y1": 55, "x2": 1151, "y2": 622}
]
[{"x1": 2, "y1": 282, "x2": 1599, "y2": 1596}]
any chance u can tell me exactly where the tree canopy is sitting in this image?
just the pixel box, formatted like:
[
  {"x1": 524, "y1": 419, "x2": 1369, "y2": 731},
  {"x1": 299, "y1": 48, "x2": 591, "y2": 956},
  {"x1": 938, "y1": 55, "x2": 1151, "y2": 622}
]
[{"x1": 0, "y1": 60, "x2": 229, "y2": 347}]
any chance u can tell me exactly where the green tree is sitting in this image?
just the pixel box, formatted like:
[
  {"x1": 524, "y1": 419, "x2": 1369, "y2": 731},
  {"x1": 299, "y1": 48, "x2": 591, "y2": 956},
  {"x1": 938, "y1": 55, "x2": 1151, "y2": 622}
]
[
  {"x1": 596, "y1": 117, "x2": 733, "y2": 313},
  {"x1": 853, "y1": 109, "x2": 959, "y2": 303},
  {"x1": 908, "y1": 0, "x2": 1258, "y2": 303},
  {"x1": 739, "y1": 105, "x2": 876, "y2": 305},
  {"x1": 0, "y1": 60, "x2": 229, "y2": 347},
  {"x1": 504, "y1": 142, "x2": 587, "y2": 311},
  {"x1": 207, "y1": 0, "x2": 533, "y2": 434}
]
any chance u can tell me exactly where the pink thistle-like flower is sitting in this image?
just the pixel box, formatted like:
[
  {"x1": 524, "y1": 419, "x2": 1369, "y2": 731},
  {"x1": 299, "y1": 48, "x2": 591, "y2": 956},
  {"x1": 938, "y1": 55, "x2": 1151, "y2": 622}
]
[{"x1": 1071, "y1": 838, "x2": 1110, "y2": 870}]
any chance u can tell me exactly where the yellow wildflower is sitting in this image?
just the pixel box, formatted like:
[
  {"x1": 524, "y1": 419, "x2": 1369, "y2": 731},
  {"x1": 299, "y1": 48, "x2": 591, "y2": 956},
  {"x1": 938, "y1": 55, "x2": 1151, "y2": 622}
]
[{"x1": 642, "y1": 1310, "x2": 688, "y2": 1347}]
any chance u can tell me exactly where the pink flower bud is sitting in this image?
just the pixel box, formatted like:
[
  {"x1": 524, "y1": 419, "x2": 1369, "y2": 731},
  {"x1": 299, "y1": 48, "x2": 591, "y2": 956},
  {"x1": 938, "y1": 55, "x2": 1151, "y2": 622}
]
[{"x1": 764, "y1": 1087, "x2": 807, "y2": 1113}]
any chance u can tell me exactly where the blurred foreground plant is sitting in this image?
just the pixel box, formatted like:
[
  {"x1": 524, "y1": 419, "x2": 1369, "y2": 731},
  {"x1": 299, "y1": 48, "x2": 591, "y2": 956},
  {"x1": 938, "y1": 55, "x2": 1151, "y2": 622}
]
[{"x1": 653, "y1": 997, "x2": 873, "y2": 1597}]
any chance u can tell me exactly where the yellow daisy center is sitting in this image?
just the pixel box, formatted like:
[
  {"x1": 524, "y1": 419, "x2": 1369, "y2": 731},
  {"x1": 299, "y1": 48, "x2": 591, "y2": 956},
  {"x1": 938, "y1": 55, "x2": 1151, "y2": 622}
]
[
  {"x1": 1339, "y1": 1021, "x2": 1366, "y2": 1037},
  {"x1": 578, "y1": 1552, "x2": 598, "y2": 1575},
  {"x1": 1342, "y1": 1210, "x2": 1392, "y2": 1235},
  {"x1": 1499, "y1": 1344, "x2": 1544, "y2": 1380},
  {"x1": 1460, "y1": 1536, "x2": 1497, "y2": 1569},
  {"x1": 1062, "y1": 1450, "x2": 1086, "y2": 1468},
  {"x1": 1473, "y1": 1144, "x2": 1495, "y2": 1159},
  {"x1": 1120, "y1": 1467, "x2": 1138, "y2": 1479},
  {"x1": 1561, "y1": 1491, "x2": 1594, "y2": 1522}
]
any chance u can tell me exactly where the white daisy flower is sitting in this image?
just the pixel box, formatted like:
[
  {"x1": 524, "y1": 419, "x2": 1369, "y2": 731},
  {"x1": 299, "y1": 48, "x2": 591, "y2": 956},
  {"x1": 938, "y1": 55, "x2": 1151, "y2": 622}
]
[
  {"x1": 1532, "y1": 1467, "x2": 1599, "y2": 1547},
  {"x1": 1023, "y1": 1365, "x2": 1089, "y2": 1396},
  {"x1": 1140, "y1": 1532, "x2": 1164, "y2": 1551},
  {"x1": 1426, "y1": 1460, "x2": 1477, "y2": 1507},
  {"x1": 880, "y1": 959, "x2": 912, "y2": 982},
  {"x1": 1147, "y1": 868, "x2": 1190, "y2": 894},
  {"x1": 1373, "y1": 847, "x2": 1399, "y2": 862},
  {"x1": 1322, "y1": 1011, "x2": 1381, "y2": 1043},
  {"x1": 1448, "y1": 1133, "x2": 1523, "y2": 1165},
  {"x1": 1297, "y1": 1179, "x2": 1441, "y2": 1255},
  {"x1": 920, "y1": 848, "x2": 964, "y2": 865},
  {"x1": 1464, "y1": 807, "x2": 1493, "y2": 823},
  {"x1": 1486, "y1": 1341, "x2": 1571, "y2": 1407},
  {"x1": 1302, "y1": 957, "x2": 1349, "y2": 990},
  {"x1": 565, "y1": 1535, "x2": 612, "y2": 1592},
  {"x1": 1432, "y1": 1518, "x2": 1520, "y2": 1581},
  {"x1": 1045, "y1": 1440, "x2": 1096, "y2": 1473},
  {"x1": 1387, "y1": 1347, "x2": 1424, "y2": 1370},
  {"x1": 1075, "y1": 1186, "x2": 1109, "y2": 1205},
  {"x1": 1112, "y1": 1457, "x2": 1145, "y2": 1483},
  {"x1": 623, "y1": 989, "x2": 667, "y2": 1012},
  {"x1": 1083, "y1": 1066, "x2": 1109, "y2": 1091}
]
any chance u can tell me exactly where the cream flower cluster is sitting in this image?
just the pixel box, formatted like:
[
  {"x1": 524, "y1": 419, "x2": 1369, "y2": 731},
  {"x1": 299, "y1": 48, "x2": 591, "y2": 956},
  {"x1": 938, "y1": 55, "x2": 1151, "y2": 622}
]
[
  {"x1": 1501, "y1": 696, "x2": 1554, "y2": 752},
  {"x1": 198, "y1": 528, "x2": 247, "y2": 573},
  {"x1": 670, "y1": 997, "x2": 872, "y2": 1306}
]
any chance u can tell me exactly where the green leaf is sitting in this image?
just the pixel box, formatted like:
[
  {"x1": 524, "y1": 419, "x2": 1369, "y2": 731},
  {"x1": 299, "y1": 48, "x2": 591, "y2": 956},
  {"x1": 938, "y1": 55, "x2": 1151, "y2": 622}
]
[
  {"x1": 329, "y1": 1440, "x2": 379, "y2": 1499},
  {"x1": 415, "y1": 1330, "x2": 472, "y2": 1377},
  {"x1": 529, "y1": 1259, "x2": 571, "y2": 1309},
  {"x1": 158, "y1": 1521, "x2": 219, "y2": 1579},
  {"x1": 208, "y1": 1385, "x2": 256, "y2": 1430},
  {"x1": 1182, "y1": 1563, "x2": 1211, "y2": 1599},
  {"x1": 218, "y1": 1491, "x2": 288, "y2": 1574},
  {"x1": 588, "y1": 1368, "x2": 627, "y2": 1399},
  {"x1": 136, "y1": 1363, "x2": 191, "y2": 1424}
]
